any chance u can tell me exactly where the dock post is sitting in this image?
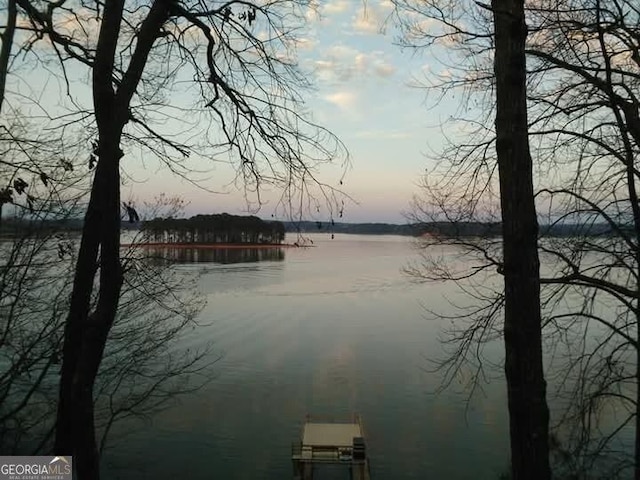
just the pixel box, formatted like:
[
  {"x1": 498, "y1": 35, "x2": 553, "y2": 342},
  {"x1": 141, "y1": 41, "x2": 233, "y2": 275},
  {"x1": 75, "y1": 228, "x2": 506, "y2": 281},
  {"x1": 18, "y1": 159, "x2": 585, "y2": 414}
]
[{"x1": 302, "y1": 462, "x2": 313, "y2": 480}]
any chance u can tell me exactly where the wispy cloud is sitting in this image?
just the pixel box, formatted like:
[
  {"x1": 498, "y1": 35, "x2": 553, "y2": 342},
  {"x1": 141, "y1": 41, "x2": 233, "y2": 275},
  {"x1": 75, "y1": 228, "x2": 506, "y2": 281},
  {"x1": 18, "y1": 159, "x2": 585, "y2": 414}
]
[
  {"x1": 310, "y1": 46, "x2": 396, "y2": 83},
  {"x1": 323, "y1": 0, "x2": 351, "y2": 15},
  {"x1": 324, "y1": 91, "x2": 358, "y2": 110},
  {"x1": 352, "y1": 6, "x2": 382, "y2": 35},
  {"x1": 354, "y1": 130, "x2": 413, "y2": 140},
  {"x1": 294, "y1": 36, "x2": 318, "y2": 50},
  {"x1": 351, "y1": 3, "x2": 394, "y2": 36},
  {"x1": 306, "y1": 0, "x2": 353, "y2": 24},
  {"x1": 406, "y1": 62, "x2": 432, "y2": 88},
  {"x1": 305, "y1": 1, "x2": 321, "y2": 22},
  {"x1": 374, "y1": 62, "x2": 395, "y2": 78}
]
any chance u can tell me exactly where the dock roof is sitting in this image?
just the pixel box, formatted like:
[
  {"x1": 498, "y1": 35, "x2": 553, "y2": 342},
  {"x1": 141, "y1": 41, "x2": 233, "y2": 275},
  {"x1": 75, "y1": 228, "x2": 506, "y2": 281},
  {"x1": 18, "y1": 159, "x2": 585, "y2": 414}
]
[{"x1": 302, "y1": 423, "x2": 362, "y2": 448}]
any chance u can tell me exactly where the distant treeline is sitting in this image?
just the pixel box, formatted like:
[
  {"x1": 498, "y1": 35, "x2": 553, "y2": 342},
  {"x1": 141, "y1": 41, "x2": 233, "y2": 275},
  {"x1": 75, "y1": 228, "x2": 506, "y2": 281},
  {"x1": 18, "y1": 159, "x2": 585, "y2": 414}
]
[
  {"x1": 143, "y1": 213, "x2": 286, "y2": 244},
  {"x1": 283, "y1": 221, "x2": 419, "y2": 236},
  {"x1": 285, "y1": 220, "x2": 623, "y2": 237},
  {"x1": 0, "y1": 216, "x2": 620, "y2": 239},
  {"x1": 0, "y1": 217, "x2": 83, "y2": 236},
  {"x1": 418, "y1": 221, "x2": 617, "y2": 237}
]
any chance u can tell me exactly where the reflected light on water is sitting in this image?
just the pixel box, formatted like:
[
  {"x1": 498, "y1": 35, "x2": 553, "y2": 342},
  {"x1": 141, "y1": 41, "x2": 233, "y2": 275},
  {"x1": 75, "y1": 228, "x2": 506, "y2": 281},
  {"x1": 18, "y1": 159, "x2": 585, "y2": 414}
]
[
  {"x1": 142, "y1": 246, "x2": 286, "y2": 264},
  {"x1": 104, "y1": 234, "x2": 511, "y2": 480}
]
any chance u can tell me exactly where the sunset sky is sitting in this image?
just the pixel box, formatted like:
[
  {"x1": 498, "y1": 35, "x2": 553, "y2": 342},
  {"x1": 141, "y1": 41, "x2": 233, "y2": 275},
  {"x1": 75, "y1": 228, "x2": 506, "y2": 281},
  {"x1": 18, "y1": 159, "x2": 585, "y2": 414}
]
[
  {"x1": 124, "y1": 0, "x2": 456, "y2": 224},
  {"x1": 5, "y1": 1, "x2": 463, "y2": 224}
]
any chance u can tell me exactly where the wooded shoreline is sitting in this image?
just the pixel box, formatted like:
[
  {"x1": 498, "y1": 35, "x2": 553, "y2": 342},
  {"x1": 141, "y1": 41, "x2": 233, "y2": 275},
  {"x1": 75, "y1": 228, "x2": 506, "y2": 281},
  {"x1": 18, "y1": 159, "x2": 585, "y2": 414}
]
[{"x1": 121, "y1": 242, "x2": 309, "y2": 249}]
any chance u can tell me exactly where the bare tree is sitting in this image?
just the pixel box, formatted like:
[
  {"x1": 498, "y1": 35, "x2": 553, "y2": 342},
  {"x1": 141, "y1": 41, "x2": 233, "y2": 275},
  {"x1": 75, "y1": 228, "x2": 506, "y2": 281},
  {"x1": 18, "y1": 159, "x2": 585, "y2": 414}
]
[
  {"x1": 11, "y1": 1, "x2": 347, "y2": 477},
  {"x1": 397, "y1": 0, "x2": 640, "y2": 476},
  {"x1": 0, "y1": 212, "x2": 73, "y2": 454},
  {"x1": 0, "y1": 194, "x2": 211, "y2": 457},
  {"x1": 1, "y1": 0, "x2": 220, "y2": 471},
  {"x1": 521, "y1": 0, "x2": 640, "y2": 476},
  {"x1": 393, "y1": 0, "x2": 551, "y2": 477},
  {"x1": 0, "y1": 0, "x2": 16, "y2": 115},
  {"x1": 493, "y1": 0, "x2": 552, "y2": 476},
  {"x1": 1, "y1": 0, "x2": 85, "y2": 231}
]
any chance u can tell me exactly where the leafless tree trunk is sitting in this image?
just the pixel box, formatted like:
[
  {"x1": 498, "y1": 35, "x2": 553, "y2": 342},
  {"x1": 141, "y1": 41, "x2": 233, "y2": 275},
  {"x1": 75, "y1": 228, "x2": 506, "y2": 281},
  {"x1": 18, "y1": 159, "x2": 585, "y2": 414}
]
[
  {"x1": 394, "y1": 0, "x2": 552, "y2": 475},
  {"x1": 492, "y1": 0, "x2": 551, "y2": 478},
  {"x1": 0, "y1": 0, "x2": 16, "y2": 115},
  {"x1": 12, "y1": 1, "x2": 346, "y2": 478},
  {"x1": 398, "y1": 0, "x2": 640, "y2": 475},
  {"x1": 55, "y1": 4, "x2": 174, "y2": 476}
]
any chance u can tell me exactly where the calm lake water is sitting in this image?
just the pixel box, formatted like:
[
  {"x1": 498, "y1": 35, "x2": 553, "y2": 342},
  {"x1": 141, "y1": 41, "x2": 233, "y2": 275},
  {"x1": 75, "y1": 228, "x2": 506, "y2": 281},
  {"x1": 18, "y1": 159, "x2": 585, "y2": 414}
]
[{"x1": 104, "y1": 234, "x2": 511, "y2": 479}]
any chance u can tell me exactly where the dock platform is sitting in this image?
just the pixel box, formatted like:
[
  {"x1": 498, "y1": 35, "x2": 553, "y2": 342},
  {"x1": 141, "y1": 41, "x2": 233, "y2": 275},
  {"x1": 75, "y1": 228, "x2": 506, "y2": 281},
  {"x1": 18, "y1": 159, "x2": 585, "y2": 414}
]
[{"x1": 292, "y1": 415, "x2": 371, "y2": 480}]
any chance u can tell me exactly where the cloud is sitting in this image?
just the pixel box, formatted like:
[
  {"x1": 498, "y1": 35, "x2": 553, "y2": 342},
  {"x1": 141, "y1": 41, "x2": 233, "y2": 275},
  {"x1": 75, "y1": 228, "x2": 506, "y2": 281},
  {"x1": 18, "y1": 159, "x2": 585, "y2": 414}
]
[
  {"x1": 323, "y1": 0, "x2": 351, "y2": 15},
  {"x1": 374, "y1": 62, "x2": 396, "y2": 78},
  {"x1": 400, "y1": 10, "x2": 439, "y2": 42},
  {"x1": 305, "y1": 1, "x2": 321, "y2": 22},
  {"x1": 310, "y1": 46, "x2": 396, "y2": 82},
  {"x1": 294, "y1": 36, "x2": 318, "y2": 50},
  {"x1": 406, "y1": 62, "x2": 432, "y2": 87},
  {"x1": 351, "y1": 3, "x2": 394, "y2": 35},
  {"x1": 48, "y1": 7, "x2": 101, "y2": 48},
  {"x1": 354, "y1": 130, "x2": 412, "y2": 140},
  {"x1": 305, "y1": 0, "x2": 352, "y2": 24},
  {"x1": 352, "y1": 6, "x2": 382, "y2": 35},
  {"x1": 324, "y1": 91, "x2": 358, "y2": 109}
]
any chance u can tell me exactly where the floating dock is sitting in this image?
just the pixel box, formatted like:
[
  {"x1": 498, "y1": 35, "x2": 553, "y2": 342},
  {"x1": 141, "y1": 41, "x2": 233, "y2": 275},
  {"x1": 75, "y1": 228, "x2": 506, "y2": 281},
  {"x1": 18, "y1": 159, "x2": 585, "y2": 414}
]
[{"x1": 292, "y1": 415, "x2": 371, "y2": 480}]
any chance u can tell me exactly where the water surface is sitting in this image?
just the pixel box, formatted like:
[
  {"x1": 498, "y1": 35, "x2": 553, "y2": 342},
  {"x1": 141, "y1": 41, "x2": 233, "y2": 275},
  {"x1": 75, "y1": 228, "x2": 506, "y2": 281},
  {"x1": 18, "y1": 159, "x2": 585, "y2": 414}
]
[{"x1": 104, "y1": 234, "x2": 510, "y2": 479}]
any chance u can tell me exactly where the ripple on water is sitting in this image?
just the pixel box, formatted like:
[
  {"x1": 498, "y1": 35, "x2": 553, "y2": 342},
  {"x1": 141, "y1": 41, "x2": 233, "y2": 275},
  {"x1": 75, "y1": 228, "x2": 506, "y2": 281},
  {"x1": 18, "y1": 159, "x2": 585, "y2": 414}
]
[{"x1": 106, "y1": 235, "x2": 512, "y2": 480}]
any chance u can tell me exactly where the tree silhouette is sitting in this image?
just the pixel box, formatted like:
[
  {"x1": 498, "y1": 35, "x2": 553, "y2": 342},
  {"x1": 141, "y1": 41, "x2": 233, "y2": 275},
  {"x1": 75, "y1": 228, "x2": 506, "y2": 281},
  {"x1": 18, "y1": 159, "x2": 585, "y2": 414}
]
[{"x1": 12, "y1": 1, "x2": 346, "y2": 477}]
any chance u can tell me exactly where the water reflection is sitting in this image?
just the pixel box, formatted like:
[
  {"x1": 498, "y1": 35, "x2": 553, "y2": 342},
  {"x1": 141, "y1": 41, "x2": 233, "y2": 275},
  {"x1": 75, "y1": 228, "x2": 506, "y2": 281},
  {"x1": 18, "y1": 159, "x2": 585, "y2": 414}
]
[
  {"x1": 107, "y1": 236, "x2": 513, "y2": 480},
  {"x1": 144, "y1": 246, "x2": 285, "y2": 264}
]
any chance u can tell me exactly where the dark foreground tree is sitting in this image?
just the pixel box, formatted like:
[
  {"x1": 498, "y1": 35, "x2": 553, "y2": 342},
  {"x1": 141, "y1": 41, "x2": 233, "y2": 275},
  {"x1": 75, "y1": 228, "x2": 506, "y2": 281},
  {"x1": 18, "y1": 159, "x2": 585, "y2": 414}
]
[
  {"x1": 492, "y1": 0, "x2": 551, "y2": 477},
  {"x1": 521, "y1": 0, "x2": 640, "y2": 476},
  {"x1": 14, "y1": 1, "x2": 346, "y2": 478},
  {"x1": 1, "y1": 0, "x2": 211, "y2": 462},
  {"x1": 393, "y1": 0, "x2": 551, "y2": 477},
  {"x1": 397, "y1": 0, "x2": 640, "y2": 476},
  {"x1": 0, "y1": 199, "x2": 209, "y2": 456}
]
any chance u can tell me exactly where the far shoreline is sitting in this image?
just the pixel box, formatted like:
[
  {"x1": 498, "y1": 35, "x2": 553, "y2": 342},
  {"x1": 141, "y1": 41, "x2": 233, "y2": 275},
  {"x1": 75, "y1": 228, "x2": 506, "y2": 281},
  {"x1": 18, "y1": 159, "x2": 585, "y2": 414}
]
[{"x1": 120, "y1": 242, "x2": 312, "y2": 250}]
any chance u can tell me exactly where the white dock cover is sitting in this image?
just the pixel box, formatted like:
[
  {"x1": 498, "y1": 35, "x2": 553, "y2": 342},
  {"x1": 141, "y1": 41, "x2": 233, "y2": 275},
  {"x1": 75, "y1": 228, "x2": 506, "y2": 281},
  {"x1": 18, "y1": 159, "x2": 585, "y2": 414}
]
[{"x1": 302, "y1": 423, "x2": 362, "y2": 448}]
